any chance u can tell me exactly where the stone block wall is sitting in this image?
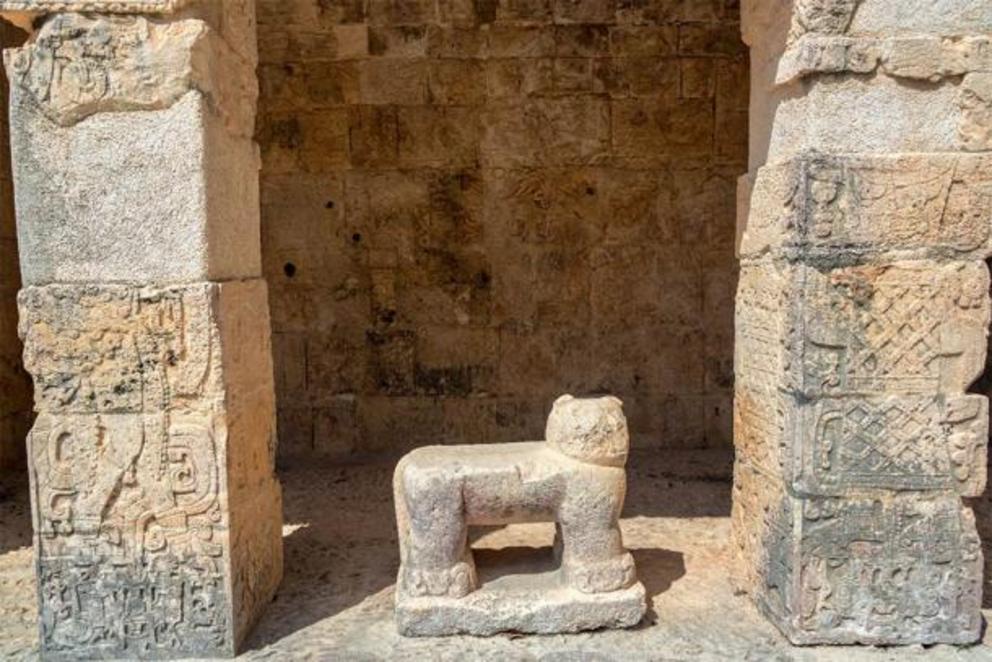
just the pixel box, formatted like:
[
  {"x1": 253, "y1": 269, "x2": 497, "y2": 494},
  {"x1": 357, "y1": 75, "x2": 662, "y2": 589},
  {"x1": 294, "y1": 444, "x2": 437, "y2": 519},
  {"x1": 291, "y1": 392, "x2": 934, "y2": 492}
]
[
  {"x1": 256, "y1": 0, "x2": 749, "y2": 460},
  {"x1": 0, "y1": 17, "x2": 30, "y2": 477}
]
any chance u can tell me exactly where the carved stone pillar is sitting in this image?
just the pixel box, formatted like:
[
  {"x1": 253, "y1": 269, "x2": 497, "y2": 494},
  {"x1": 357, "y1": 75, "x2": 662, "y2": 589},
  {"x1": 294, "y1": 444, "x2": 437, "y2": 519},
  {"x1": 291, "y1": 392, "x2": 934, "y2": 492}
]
[
  {"x1": 0, "y1": 1, "x2": 283, "y2": 658},
  {"x1": 733, "y1": 0, "x2": 992, "y2": 645}
]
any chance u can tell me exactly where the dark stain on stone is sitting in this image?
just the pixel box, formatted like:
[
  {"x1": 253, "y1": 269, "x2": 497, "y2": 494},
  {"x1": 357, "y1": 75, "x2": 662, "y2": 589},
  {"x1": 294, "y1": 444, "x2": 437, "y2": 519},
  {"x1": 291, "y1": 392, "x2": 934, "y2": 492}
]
[
  {"x1": 415, "y1": 365, "x2": 475, "y2": 397},
  {"x1": 473, "y1": 0, "x2": 498, "y2": 24}
]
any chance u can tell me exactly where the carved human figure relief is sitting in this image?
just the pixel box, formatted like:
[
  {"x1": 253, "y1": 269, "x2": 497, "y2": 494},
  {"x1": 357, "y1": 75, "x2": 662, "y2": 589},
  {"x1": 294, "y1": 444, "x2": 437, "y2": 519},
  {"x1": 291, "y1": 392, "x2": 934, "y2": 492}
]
[{"x1": 393, "y1": 395, "x2": 646, "y2": 636}]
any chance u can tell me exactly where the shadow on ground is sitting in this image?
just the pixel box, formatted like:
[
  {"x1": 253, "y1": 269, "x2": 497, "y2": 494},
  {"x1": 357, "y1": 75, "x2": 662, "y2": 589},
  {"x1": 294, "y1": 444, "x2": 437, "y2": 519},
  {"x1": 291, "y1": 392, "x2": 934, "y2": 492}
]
[
  {"x1": 244, "y1": 453, "x2": 708, "y2": 653},
  {"x1": 242, "y1": 459, "x2": 399, "y2": 652},
  {"x1": 0, "y1": 474, "x2": 31, "y2": 555}
]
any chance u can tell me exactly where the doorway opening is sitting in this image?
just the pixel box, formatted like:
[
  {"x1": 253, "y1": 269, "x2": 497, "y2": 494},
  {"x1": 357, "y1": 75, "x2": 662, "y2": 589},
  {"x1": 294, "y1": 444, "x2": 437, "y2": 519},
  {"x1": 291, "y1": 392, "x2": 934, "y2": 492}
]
[{"x1": 248, "y1": 0, "x2": 755, "y2": 655}]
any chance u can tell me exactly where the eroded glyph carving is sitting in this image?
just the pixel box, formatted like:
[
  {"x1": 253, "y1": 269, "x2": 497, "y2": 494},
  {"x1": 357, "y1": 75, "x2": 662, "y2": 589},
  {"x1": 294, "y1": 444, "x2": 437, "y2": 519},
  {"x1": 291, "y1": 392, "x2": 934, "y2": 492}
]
[
  {"x1": 30, "y1": 412, "x2": 229, "y2": 655},
  {"x1": 4, "y1": 11, "x2": 255, "y2": 134},
  {"x1": 742, "y1": 154, "x2": 992, "y2": 260},
  {"x1": 0, "y1": 0, "x2": 190, "y2": 12},
  {"x1": 18, "y1": 283, "x2": 279, "y2": 659}
]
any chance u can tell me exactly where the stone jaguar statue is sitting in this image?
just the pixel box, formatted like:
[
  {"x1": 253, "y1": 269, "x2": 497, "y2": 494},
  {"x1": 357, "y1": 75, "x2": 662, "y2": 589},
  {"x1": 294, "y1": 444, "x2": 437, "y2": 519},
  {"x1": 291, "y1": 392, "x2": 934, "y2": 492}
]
[{"x1": 393, "y1": 394, "x2": 638, "y2": 600}]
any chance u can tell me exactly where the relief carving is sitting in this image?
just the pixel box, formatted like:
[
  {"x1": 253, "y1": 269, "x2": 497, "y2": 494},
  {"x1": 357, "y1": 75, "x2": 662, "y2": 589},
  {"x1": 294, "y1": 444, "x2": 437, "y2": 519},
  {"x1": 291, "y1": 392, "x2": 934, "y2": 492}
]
[
  {"x1": 793, "y1": 496, "x2": 982, "y2": 644},
  {"x1": 30, "y1": 412, "x2": 229, "y2": 657},
  {"x1": 742, "y1": 155, "x2": 992, "y2": 260},
  {"x1": 800, "y1": 394, "x2": 987, "y2": 495},
  {"x1": 778, "y1": 35, "x2": 992, "y2": 85},
  {"x1": 802, "y1": 262, "x2": 990, "y2": 397},
  {"x1": 0, "y1": 0, "x2": 189, "y2": 12},
  {"x1": 18, "y1": 284, "x2": 218, "y2": 415},
  {"x1": 19, "y1": 283, "x2": 244, "y2": 658},
  {"x1": 4, "y1": 11, "x2": 256, "y2": 134},
  {"x1": 5, "y1": 13, "x2": 204, "y2": 126}
]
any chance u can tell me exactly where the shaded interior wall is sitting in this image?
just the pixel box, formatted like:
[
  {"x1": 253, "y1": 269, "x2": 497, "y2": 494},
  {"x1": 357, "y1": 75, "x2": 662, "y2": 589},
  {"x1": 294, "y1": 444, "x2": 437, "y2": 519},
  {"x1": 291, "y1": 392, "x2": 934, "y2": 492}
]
[
  {"x1": 256, "y1": 0, "x2": 748, "y2": 460},
  {"x1": 0, "y1": 18, "x2": 30, "y2": 477}
]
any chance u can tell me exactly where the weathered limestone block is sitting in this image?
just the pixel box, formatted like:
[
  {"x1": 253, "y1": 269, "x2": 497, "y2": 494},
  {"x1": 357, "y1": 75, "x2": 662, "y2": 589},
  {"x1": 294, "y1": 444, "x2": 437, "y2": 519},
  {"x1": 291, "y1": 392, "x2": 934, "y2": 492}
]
[
  {"x1": 5, "y1": 12, "x2": 260, "y2": 285},
  {"x1": 0, "y1": 1, "x2": 190, "y2": 13},
  {"x1": 733, "y1": 463, "x2": 983, "y2": 645},
  {"x1": 4, "y1": 12, "x2": 255, "y2": 130},
  {"x1": 19, "y1": 281, "x2": 283, "y2": 659},
  {"x1": 788, "y1": 0, "x2": 860, "y2": 44},
  {"x1": 737, "y1": 387, "x2": 989, "y2": 496},
  {"x1": 734, "y1": 256, "x2": 990, "y2": 643},
  {"x1": 736, "y1": 260, "x2": 990, "y2": 399},
  {"x1": 393, "y1": 395, "x2": 646, "y2": 636},
  {"x1": 847, "y1": 0, "x2": 992, "y2": 37},
  {"x1": 960, "y1": 73, "x2": 992, "y2": 151},
  {"x1": 745, "y1": 1, "x2": 992, "y2": 164},
  {"x1": 767, "y1": 77, "x2": 963, "y2": 160},
  {"x1": 777, "y1": 35, "x2": 992, "y2": 86},
  {"x1": 740, "y1": 154, "x2": 992, "y2": 261}
]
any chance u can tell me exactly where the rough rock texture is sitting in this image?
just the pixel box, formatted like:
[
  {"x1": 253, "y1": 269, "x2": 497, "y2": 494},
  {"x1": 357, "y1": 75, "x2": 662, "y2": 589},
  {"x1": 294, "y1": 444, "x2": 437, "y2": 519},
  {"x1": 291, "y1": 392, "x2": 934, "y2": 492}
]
[
  {"x1": 256, "y1": 0, "x2": 749, "y2": 461},
  {"x1": 3, "y1": 5, "x2": 285, "y2": 659},
  {"x1": 394, "y1": 395, "x2": 646, "y2": 635},
  {"x1": 5, "y1": 12, "x2": 260, "y2": 285},
  {"x1": 734, "y1": 0, "x2": 992, "y2": 646},
  {"x1": 0, "y1": 18, "x2": 30, "y2": 478}
]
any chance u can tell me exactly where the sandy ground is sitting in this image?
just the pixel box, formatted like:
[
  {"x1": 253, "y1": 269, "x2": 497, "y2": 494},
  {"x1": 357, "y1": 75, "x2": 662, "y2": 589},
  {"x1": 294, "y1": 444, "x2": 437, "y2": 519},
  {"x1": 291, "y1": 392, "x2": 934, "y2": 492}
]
[{"x1": 2, "y1": 450, "x2": 992, "y2": 661}]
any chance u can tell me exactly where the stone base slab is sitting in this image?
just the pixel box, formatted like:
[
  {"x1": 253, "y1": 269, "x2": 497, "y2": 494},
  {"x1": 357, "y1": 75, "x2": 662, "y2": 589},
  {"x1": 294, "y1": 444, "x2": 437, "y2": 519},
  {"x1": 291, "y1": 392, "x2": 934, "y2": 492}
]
[{"x1": 396, "y1": 551, "x2": 646, "y2": 636}]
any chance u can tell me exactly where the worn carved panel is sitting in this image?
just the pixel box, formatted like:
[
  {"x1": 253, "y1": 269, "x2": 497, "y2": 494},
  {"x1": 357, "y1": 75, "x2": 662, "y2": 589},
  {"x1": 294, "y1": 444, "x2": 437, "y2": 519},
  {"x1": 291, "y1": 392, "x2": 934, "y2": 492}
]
[
  {"x1": 791, "y1": 495, "x2": 982, "y2": 644},
  {"x1": 31, "y1": 412, "x2": 230, "y2": 656},
  {"x1": 0, "y1": 0, "x2": 189, "y2": 13},
  {"x1": 799, "y1": 262, "x2": 989, "y2": 397},
  {"x1": 742, "y1": 154, "x2": 992, "y2": 261},
  {"x1": 19, "y1": 284, "x2": 242, "y2": 658},
  {"x1": 795, "y1": 394, "x2": 988, "y2": 495},
  {"x1": 737, "y1": 261, "x2": 991, "y2": 399},
  {"x1": 18, "y1": 285, "x2": 220, "y2": 415}
]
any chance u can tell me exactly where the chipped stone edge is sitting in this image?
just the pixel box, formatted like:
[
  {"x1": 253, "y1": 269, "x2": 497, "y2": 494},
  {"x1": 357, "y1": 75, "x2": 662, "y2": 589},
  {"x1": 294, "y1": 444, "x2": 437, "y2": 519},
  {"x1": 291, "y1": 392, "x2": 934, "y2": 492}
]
[
  {"x1": 777, "y1": 34, "x2": 992, "y2": 85},
  {"x1": 2, "y1": 14, "x2": 257, "y2": 137},
  {"x1": 395, "y1": 580, "x2": 648, "y2": 637},
  {"x1": 0, "y1": 0, "x2": 191, "y2": 14}
]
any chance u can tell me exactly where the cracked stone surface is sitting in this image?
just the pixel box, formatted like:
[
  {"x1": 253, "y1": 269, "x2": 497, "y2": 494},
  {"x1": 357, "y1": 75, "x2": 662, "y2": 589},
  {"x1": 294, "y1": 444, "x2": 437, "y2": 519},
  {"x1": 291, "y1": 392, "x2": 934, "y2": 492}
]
[{"x1": 3, "y1": 450, "x2": 992, "y2": 660}]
